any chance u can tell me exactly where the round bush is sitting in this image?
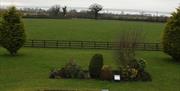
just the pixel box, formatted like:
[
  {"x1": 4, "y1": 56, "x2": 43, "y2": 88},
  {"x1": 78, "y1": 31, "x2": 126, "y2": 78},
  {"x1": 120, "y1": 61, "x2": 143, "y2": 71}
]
[
  {"x1": 100, "y1": 65, "x2": 113, "y2": 81},
  {"x1": 89, "y1": 54, "x2": 104, "y2": 79},
  {"x1": 162, "y1": 7, "x2": 180, "y2": 61},
  {"x1": 62, "y1": 60, "x2": 85, "y2": 79}
]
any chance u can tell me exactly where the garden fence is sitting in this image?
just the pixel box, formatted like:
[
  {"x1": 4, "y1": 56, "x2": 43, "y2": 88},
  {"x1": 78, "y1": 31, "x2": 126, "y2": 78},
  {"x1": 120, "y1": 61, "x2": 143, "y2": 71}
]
[{"x1": 24, "y1": 40, "x2": 162, "y2": 51}]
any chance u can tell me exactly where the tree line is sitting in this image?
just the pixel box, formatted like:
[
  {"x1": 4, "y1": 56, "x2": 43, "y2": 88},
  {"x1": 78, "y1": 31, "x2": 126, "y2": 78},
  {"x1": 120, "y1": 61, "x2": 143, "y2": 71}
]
[
  {"x1": 2, "y1": 3, "x2": 167, "y2": 22},
  {"x1": 19, "y1": 3, "x2": 103, "y2": 20}
]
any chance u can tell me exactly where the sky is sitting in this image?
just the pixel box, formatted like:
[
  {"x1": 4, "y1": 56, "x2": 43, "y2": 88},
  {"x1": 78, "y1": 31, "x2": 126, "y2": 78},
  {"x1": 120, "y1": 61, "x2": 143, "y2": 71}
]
[{"x1": 1, "y1": 0, "x2": 180, "y2": 12}]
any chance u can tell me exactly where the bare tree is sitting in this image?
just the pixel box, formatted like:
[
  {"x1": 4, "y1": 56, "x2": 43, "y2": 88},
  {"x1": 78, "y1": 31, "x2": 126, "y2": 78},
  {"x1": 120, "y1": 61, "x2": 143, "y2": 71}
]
[
  {"x1": 117, "y1": 30, "x2": 144, "y2": 67},
  {"x1": 62, "y1": 6, "x2": 67, "y2": 17},
  {"x1": 48, "y1": 5, "x2": 61, "y2": 16},
  {"x1": 89, "y1": 3, "x2": 103, "y2": 19}
]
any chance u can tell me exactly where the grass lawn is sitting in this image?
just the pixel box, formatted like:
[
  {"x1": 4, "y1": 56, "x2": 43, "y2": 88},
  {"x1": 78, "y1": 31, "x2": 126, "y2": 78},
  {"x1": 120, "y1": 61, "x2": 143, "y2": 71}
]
[
  {"x1": 0, "y1": 19, "x2": 179, "y2": 91},
  {"x1": 0, "y1": 48, "x2": 180, "y2": 91},
  {"x1": 24, "y1": 19, "x2": 165, "y2": 42}
]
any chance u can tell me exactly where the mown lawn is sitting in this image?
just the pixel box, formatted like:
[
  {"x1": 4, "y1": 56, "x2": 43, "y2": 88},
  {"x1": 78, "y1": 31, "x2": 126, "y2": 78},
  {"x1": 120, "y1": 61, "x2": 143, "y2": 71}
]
[
  {"x1": 0, "y1": 48, "x2": 180, "y2": 91},
  {"x1": 0, "y1": 19, "x2": 178, "y2": 91},
  {"x1": 24, "y1": 19, "x2": 165, "y2": 42}
]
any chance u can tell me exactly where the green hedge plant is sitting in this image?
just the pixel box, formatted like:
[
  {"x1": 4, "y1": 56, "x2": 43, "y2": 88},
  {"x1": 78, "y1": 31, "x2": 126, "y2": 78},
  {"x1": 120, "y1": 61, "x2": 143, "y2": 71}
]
[{"x1": 162, "y1": 6, "x2": 180, "y2": 61}]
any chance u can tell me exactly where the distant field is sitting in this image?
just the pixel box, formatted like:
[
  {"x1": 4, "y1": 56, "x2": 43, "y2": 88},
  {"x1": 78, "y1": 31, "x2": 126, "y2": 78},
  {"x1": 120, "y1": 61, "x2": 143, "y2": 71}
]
[
  {"x1": 24, "y1": 19, "x2": 165, "y2": 42},
  {"x1": 0, "y1": 48, "x2": 180, "y2": 91}
]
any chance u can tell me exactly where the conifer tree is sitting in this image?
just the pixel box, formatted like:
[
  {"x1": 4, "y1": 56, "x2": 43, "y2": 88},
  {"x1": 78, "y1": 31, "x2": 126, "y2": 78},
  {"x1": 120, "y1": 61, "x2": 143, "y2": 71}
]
[{"x1": 0, "y1": 6, "x2": 26, "y2": 55}]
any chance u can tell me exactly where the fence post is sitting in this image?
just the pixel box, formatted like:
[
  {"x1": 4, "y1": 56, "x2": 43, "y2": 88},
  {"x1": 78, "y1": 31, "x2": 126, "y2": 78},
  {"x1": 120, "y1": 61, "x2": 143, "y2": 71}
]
[
  {"x1": 59, "y1": 40, "x2": 62, "y2": 48},
  {"x1": 144, "y1": 43, "x2": 146, "y2": 50},
  {"x1": 43, "y1": 40, "x2": 46, "y2": 48},
  {"x1": 56, "y1": 40, "x2": 59, "y2": 48},
  {"x1": 69, "y1": 41, "x2": 71, "y2": 48},
  {"x1": 107, "y1": 42, "x2": 109, "y2": 49},
  {"x1": 81, "y1": 41, "x2": 84, "y2": 48},
  {"x1": 94, "y1": 41, "x2": 96, "y2": 49},
  {"x1": 156, "y1": 43, "x2": 159, "y2": 51},
  {"x1": 31, "y1": 40, "x2": 34, "y2": 47}
]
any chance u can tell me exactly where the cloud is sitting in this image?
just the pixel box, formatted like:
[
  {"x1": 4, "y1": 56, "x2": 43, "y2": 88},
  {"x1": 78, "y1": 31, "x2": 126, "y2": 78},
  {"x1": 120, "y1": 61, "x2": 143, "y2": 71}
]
[{"x1": 1, "y1": 0, "x2": 179, "y2": 12}]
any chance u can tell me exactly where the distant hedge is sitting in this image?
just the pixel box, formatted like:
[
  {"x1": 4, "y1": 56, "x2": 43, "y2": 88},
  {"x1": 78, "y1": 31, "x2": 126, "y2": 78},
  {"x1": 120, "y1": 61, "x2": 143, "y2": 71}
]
[{"x1": 22, "y1": 14, "x2": 168, "y2": 23}]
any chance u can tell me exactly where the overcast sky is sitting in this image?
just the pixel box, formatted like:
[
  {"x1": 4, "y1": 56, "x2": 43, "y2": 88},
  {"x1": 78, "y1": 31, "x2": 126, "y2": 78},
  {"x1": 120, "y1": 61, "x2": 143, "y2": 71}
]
[{"x1": 1, "y1": 0, "x2": 180, "y2": 12}]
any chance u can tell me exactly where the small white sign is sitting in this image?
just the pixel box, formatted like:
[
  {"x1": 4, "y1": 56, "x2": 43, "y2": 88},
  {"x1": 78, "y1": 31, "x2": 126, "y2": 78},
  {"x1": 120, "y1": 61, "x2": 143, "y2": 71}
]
[{"x1": 114, "y1": 75, "x2": 121, "y2": 81}]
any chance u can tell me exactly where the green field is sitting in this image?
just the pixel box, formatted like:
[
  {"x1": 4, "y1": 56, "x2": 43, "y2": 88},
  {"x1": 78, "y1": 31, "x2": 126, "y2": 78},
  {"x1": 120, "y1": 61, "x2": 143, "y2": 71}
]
[
  {"x1": 1, "y1": 19, "x2": 180, "y2": 91},
  {"x1": 24, "y1": 19, "x2": 165, "y2": 42}
]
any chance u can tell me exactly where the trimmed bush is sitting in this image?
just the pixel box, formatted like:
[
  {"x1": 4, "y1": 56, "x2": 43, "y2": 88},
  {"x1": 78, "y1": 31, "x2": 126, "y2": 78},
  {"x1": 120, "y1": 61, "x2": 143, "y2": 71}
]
[
  {"x1": 100, "y1": 65, "x2": 113, "y2": 81},
  {"x1": 162, "y1": 6, "x2": 180, "y2": 61},
  {"x1": 0, "y1": 6, "x2": 26, "y2": 55},
  {"x1": 89, "y1": 54, "x2": 104, "y2": 79}
]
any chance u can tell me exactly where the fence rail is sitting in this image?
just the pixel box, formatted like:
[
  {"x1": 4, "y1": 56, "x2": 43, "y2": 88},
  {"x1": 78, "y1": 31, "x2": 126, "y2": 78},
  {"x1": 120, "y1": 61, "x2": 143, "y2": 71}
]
[{"x1": 24, "y1": 40, "x2": 162, "y2": 51}]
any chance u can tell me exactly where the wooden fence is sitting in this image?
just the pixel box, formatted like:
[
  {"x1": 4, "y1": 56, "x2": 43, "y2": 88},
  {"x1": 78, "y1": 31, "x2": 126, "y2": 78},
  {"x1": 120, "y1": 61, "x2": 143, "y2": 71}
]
[{"x1": 24, "y1": 40, "x2": 162, "y2": 51}]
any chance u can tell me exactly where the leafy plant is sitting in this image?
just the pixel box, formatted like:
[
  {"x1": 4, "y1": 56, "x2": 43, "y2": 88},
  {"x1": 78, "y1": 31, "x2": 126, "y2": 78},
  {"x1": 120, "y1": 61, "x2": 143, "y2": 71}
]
[
  {"x1": 120, "y1": 66, "x2": 138, "y2": 81},
  {"x1": 137, "y1": 70, "x2": 152, "y2": 81},
  {"x1": 50, "y1": 59, "x2": 86, "y2": 79},
  {"x1": 120, "y1": 58, "x2": 151, "y2": 81},
  {"x1": 129, "y1": 58, "x2": 146, "y2": 71}
]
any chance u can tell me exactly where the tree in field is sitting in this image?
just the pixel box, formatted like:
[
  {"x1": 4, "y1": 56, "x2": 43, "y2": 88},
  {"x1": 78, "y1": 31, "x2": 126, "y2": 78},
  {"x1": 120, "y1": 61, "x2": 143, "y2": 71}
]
[
  {"x1": 0, "y1": 6, "x2": 26, "y2": 55},
  {"x1": 48, "y1": 5, "x2": 61, "y2": 16},
  {"x1": 162, "y1": 6, "x2": 180, "y2": 61},
  {"x1": 62, "y1": 6, "x2": 67, "y2": 17},
  {"x1": 68, "y1": 9, "x2": 77, "y2": 17},
  {"x1": 89, "y1": 3, "x2": 103, "y2": 19}
]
